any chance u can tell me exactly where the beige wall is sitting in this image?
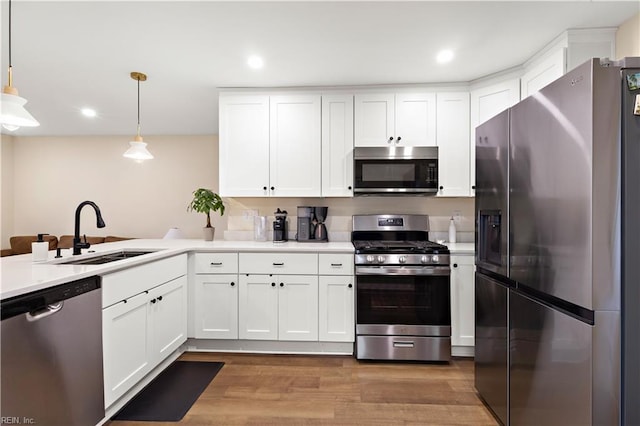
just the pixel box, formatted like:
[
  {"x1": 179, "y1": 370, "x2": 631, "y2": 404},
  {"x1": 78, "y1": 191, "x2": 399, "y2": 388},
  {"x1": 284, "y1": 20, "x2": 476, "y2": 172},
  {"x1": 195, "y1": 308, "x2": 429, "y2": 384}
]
[
  {"x1": 2, "y1": 135, "x2": 222, "y2": 248},
  {"x1": 616, "y1": 12, "x2": 640, "y2": 59},
  {"x1": 1, "y1": 135, "x2": 16, "y2": 248}
]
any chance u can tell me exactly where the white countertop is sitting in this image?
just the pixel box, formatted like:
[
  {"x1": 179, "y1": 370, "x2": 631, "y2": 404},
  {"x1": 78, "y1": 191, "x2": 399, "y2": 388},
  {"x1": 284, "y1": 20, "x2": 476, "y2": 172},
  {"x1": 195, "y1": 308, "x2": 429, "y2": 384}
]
[
  {"x1": 0, "y1": 239, "x2": 355, "y2": 301},
  {"x1": 445, "y1": 242, "x2": 476, "y2": 255}
]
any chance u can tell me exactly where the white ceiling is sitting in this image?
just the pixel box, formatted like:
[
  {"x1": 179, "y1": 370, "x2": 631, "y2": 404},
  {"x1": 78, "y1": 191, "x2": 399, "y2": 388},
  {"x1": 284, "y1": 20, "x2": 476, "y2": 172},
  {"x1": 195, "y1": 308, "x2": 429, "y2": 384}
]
[{"x1": 1, "y1": 1, "x2": 638, "y2": 137}]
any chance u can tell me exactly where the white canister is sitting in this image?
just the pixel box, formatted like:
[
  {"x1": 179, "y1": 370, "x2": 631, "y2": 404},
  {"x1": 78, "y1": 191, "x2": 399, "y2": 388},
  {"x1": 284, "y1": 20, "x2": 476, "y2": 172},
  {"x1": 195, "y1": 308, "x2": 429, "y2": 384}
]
[
  {"x1": 448, "y1": 218, "x2": 457, "y2": 243},
  {"x1": 32, "y1": 233, "x2": 49, "y2": 262},
  {"x1": 254, "y1": 216, "x2": 267, "y2": 241}
]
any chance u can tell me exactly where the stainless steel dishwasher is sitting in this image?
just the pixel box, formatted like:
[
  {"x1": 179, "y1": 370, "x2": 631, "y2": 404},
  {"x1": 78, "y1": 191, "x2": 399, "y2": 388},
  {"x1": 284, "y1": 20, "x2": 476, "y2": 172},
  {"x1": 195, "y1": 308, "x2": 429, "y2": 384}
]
[{"x1": 1, "y1": 276, "x2": 105, "y2": 426}]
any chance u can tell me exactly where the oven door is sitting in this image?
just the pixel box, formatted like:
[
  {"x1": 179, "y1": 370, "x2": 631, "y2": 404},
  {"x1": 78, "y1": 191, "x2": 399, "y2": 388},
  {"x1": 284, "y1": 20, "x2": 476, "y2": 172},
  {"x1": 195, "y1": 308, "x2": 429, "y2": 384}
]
[
  {"x1": 353, "y1": 158, "x2": 438, "y2": 195},
  {"x1": 355, "y1": 266, "x2": 451, "y2": 336}
]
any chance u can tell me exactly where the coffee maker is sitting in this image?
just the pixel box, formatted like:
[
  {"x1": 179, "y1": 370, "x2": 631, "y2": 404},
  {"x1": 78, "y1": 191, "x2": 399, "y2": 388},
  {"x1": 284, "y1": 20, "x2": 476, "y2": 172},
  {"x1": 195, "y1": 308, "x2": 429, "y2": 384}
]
[
  {"x1": 273, "y1": 208, "x2": 288, "y2": 242},
  {"x1": 296, "y1": 206, "x2": 329, "y2": 242}
]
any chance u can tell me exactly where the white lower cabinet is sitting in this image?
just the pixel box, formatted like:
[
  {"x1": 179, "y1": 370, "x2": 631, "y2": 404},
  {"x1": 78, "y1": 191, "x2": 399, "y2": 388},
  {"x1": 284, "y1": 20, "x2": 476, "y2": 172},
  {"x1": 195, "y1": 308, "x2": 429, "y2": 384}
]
[
  {"x1": 450, "y1": 254, "x2": 475, "y2": 352},
  {"x1": 318, "y1": 276, "x2": 354, "y2": 342},
  {"x1": 103, "y1": 274, "x2": 187, "y2": 408},
  {"x1": 238, "y1": 274, "x2": 319, "y2": 341},
  {"x1": 194, "y1": 274, "x2": 238, "y2": 339},
  {"x1": 102, "y1": 254, "x2": 187, "y2": 408}
]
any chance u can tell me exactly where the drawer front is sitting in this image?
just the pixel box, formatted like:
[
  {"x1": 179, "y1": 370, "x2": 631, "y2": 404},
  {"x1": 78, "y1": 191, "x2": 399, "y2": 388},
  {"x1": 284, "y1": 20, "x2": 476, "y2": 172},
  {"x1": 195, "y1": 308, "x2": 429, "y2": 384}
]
[
  {"x1": 194, "y1": 252, "x2": 238, "y2": 274},
  {"x1": 239, "y1": 253, "x2": 318, "y2": 275},
  {"x1": 319, "y1": 253, "x2": 354, "y2": 275},
  {"x1": 102, "y1": 254, "x2": 187, "y2": 308}
]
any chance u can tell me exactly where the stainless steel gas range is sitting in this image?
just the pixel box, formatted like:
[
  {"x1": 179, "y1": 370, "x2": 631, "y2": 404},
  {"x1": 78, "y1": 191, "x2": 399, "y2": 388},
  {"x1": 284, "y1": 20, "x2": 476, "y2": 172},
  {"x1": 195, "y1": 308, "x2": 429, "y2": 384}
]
[{"x1": 352, "y1": 214, "x2": 451, "y2": 362}]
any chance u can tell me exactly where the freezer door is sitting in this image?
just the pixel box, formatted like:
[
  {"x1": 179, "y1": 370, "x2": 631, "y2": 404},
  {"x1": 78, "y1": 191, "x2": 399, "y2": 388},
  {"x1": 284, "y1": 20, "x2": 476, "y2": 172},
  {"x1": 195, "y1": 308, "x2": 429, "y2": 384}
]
[
  {"x1": 510, "y1": 292, "x2": 592, "y2": 426},
  {"x1": 475, "y1": 109, "x2": 509, "y2": 276},
  {"x1": 475, "y1": 272, "x2": 509, "y2": 425}
]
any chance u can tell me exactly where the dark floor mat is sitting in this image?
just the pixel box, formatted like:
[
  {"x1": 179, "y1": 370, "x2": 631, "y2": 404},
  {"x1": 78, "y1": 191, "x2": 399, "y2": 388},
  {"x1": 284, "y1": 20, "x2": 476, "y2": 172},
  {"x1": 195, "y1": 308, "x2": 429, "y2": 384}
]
[{"x1": 112, "y1": 360, "x2": 224, "y2": 422}]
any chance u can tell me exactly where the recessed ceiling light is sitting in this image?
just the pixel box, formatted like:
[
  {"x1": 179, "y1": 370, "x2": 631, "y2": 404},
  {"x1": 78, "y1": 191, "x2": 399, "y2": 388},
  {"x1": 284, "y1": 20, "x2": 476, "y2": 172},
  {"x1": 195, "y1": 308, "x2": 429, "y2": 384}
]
[
  {"x1": 247, "y1": 55, "x2": 264, "y2": 69},
  {"x1": 436, "y1": 49, "x2": 454, "y2": 64},
  {"x1": 81, "y1": 108, "x2": 97, "y2": 118}
]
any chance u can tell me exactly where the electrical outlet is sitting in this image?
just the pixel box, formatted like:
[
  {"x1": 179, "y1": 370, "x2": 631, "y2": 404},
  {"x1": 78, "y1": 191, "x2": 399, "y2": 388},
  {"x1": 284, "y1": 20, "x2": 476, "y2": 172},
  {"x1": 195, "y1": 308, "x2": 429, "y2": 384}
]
[
  {"x1": 242, "y1": 209, "x2": 258, "y2": 220},
  {"x1": 453, "y1": 210, "x2": 462, "y2": 221}
]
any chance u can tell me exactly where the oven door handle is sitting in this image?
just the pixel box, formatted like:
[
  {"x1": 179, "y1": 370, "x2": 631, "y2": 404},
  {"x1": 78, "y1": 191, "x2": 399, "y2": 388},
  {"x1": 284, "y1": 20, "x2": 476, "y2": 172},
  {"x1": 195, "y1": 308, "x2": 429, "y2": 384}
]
[{"x1": 355, "y1": 266, "x2": 451, "y2": 276}]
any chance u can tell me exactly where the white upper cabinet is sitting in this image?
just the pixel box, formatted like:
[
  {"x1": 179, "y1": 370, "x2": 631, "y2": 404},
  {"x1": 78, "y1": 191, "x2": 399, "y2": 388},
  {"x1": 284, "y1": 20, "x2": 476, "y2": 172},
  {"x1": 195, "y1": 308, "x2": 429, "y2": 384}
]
[
  {"x1": 521, "y1": 48, "x2": 566, "y2": 100},
  {"x1": 219, "y1": 94, "x2": 321, "y2": 197},
  {"x1": 436, "y1": 92, "x2": 471, "y2": 197},
  {"x1": 219, "y1": 95, "x2": 270, "y2": 197},
  {"x1": 270, "y1": 95, "x2": 321, "y2": 197},
  {"x1": 322, "y1": 94, "x2": 354, "y2": 197},
  {"x1": 355, "y1": 93, "x2": 436, "y2": 147},
  {"x1": 470, "y1": 78, "x2": 520, "y2": 194}
]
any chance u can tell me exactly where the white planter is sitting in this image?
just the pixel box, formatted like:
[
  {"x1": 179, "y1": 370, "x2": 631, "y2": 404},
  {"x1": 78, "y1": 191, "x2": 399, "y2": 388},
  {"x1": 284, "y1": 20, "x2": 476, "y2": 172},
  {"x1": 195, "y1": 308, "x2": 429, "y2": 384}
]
[{"x1": 203, "y1": 227, "x2": 215, "y2": 241}]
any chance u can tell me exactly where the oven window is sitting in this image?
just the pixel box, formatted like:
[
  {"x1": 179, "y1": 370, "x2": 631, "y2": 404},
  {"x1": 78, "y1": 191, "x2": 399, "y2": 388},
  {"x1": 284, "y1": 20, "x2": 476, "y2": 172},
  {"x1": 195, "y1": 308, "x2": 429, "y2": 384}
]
[{"x1": 356, "y1": 275, "x2": 450, "y2": 325}]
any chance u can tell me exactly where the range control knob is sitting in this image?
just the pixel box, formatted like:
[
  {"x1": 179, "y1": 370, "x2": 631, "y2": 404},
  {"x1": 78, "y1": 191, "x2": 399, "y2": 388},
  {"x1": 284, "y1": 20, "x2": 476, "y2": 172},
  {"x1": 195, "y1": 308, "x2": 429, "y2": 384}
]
[
  {"x1": 399, "y1": 256, "x2": 407, "y2": 264},
  {"x1": 366, "y1": 255, "x2": 375, "y2": 263},
  {"x1": 420, "y1": 255, "x2": 429, "y2": 264},
  {"x1": 377, "y1": 256, "x2": 385, "y2": 263},
  {"x1": 432, "y1": 255, "x2": 439, "y2": 263}
]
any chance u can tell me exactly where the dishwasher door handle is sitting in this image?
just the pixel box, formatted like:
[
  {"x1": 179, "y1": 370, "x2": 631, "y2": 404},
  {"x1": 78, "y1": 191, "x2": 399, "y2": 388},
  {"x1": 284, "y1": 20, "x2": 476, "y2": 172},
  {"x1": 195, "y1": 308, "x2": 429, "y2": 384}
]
[{"x1": 25, "y1": 302, "x2": 64, "y2": 322}]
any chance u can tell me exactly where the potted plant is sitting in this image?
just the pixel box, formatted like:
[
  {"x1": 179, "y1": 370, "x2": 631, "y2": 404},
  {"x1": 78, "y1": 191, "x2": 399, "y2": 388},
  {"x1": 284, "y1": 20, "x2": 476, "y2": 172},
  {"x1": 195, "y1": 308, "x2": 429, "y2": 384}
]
[{"x1": 187, "y1": 188, "x2": 225, "y2": 241}]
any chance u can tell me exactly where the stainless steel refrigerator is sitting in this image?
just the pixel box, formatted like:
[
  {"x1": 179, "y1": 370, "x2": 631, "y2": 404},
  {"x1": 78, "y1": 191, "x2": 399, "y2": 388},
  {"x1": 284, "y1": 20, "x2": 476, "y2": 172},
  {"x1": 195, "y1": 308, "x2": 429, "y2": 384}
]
[{"x1": 475, "y1": 57, "x2": 640, "y2": 426}]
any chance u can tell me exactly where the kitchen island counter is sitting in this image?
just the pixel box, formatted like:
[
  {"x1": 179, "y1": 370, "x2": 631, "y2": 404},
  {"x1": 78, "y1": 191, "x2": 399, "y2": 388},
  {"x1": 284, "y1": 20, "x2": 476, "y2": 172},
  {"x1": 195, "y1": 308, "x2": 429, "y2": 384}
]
[{"x1": 0, "y1": 239, "x2": 354, "y2": 300}]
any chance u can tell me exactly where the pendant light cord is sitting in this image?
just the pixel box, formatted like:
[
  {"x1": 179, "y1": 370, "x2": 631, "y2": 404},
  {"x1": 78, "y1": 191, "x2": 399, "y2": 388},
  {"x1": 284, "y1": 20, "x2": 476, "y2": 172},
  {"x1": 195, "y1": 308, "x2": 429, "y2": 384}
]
[
  {"x1": 6, "y1": 0, "x2": 13, "y2": 87},
  {"x1": 136, "y1": 76, "x2": 141, "y2": 136}
]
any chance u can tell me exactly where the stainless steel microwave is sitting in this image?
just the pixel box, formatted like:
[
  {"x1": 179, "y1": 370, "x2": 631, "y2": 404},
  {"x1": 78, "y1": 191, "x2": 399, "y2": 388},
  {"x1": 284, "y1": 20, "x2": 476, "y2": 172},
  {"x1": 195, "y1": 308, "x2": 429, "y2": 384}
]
[{"x1": 353, "y1": 146, "x2": 439, "y2": 196}]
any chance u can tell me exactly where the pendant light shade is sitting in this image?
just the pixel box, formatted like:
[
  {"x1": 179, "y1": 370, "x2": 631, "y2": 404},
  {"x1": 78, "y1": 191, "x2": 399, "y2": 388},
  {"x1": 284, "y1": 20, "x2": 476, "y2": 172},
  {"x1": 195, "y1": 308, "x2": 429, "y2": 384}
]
[
  {"x1": 123, "y1": 72, "x2": 153, "y2": 161},
  {"x1": 1, "y1": 0, "x2": 39, "y2": 132}
]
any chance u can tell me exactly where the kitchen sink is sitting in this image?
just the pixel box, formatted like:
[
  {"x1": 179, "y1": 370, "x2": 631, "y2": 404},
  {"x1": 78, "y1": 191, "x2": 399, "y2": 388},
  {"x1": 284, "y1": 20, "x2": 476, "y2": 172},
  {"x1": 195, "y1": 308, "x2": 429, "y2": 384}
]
[{"x1": 55, "y1": 250, "x2": 156, "y2": 265}]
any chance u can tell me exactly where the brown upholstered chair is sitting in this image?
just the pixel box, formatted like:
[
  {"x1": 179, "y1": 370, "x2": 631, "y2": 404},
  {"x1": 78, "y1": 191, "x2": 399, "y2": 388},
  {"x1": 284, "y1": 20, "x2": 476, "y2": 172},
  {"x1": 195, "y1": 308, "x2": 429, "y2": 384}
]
[
  {"x1": 6, "y1": 235, "x2": 59, "y2": 256},
  {"x1": 58, "y1": 235, "x2": 106, "y2": 249},
  {"x1": 104, "y1": 236, "x2": 134, "y2": 243}
]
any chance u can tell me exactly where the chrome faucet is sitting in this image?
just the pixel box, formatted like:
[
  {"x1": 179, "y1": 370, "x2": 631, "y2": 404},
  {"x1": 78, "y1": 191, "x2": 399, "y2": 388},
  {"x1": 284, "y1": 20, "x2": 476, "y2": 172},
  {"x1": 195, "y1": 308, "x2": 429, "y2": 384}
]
[{"x1": 73, "y1": 201, "x2": 106, "y2": 255}]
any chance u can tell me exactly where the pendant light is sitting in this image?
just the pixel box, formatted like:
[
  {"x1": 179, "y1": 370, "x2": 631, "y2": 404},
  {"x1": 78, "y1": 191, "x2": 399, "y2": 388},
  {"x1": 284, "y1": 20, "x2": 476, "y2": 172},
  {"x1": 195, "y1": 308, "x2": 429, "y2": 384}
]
[
  {"x1": 0, "y1": 0, "x2": 39, "y2": 132},
  {"x1": 123, "y1": 71, "x2": 154, "y2": 160}
]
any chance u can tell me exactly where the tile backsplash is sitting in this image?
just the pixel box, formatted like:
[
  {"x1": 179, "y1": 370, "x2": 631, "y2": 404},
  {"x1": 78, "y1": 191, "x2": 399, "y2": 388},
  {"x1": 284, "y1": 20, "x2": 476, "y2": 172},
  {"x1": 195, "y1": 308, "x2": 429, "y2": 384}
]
[{"x1": 222, "y1": 196, "x2": 475, "y2": 242}]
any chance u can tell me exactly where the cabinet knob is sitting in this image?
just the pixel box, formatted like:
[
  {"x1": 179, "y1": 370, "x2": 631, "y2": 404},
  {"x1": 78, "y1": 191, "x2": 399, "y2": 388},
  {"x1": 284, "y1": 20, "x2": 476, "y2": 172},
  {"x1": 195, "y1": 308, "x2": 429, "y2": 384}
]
[
  {"x1": 348, "y1": 283, "x2": 353, "y2": 288},
  {"x1": 270, "y1": 186, "x2": 275, "y2": 191},
  {"x1": 439, "y1": 186, "x2": 444, "y2": 190},
  {"x1": 388, "y1": 136, "x2": 394, "y2": 143},
  {"x1": 230, "y1": 282, "x2": 235, "y2": 287},
  {"x1": 472, "y1": 185, "x2": 476, "y2": 190},
  {"x1": 271, "y1": 282, "x2": 276, "y2": 287},
  {"x1": 263, "y1": 186, "x2": 267, "y2": 190},
  {"x1": 396, "y1": 136, "x2": 402, "y2": 142},
  {"x1": 280, "y1": 282, "x2": 284, "y2": 287},
  {"x1": 348, "y1": 186, "x2": 352, "y2": 190},
  {"x1": 453, "y1": 263, "x2": 458, "y2": 268},
  {"x1": 150, "y1": 298, "x2": 157, "y2": 304},
  {"x1": 157, "y1": 296, "x2": 163, "y2": 301}
]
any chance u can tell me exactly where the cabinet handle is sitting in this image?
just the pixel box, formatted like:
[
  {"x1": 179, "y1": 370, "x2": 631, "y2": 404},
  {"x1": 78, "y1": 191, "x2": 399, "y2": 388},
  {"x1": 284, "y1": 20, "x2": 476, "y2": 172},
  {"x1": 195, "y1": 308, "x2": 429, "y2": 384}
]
[
  {"x1": 210, "y1": 262, "x2": 223, "y2": 266},
  {"x1": 388, "y1": 136, "x2": 394, "y2": 143},
  {"x1": 348, "y1": 186, "x2": 352, "y2": 190},
  {"x1": 271, "y1": 282, "x2": 276, "y2": 287},
  {"x1": 396, "y1": 136, "x2": 402, "y2": 143},
  {"x1": 123, "y1": 299, "x2": 127, "y2": 303},
  {"x1": 331, "y1": 263, "x2": 343, "y2": 267},
  {"x1": 270, "y1": 186, "x2": 275, "y2": 191},
  {"x1": 453, "y1": 263, "x2": 458, "y2": 268},
  {"x1": 157, "y1": 296, "x2": 163, "y2": 301},
  {"x1": 439, "y1": 186, "x2": 444, "y2": 190},
  {"x1": 263, "y1": 186, "x2": 267, "y2": 191},
  {"x1": 230, "y1": 282, "x2": 235, "y2": 286},
  {"x1": 150, "y1": 298, "x2": 157, "y2": 304},
  {"x1": 472, "y1": 185, "x2": 476, "y2": 190},
  {"x1": 348, "y1": 283, "x2": 353, "y2": 288},
  {"x1": 273, "y1": 262, "x2": 284, "y2": 266},
  {"x1": 280, "y1": 282, "x2": 284, "y2": 287}
]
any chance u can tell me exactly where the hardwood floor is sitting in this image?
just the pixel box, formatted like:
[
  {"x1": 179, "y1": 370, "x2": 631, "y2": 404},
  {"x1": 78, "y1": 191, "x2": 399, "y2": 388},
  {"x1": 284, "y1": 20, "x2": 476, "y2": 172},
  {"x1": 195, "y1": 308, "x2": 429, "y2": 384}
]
[{"x1": 108, "y1": 352, "x2": 498, "y2": 426}]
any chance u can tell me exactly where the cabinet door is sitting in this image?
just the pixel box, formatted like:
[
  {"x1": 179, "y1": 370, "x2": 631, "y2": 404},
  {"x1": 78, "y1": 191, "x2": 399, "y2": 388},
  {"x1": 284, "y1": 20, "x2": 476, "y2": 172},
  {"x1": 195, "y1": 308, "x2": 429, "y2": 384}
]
[
  {"x1": 219, "y1": 95, "x2": 270, "y2": 197},
  {"x1": 450, "y1": 255, "x2": 475, "y2": 347},
  {"x1": 322, "y1": 94, "x2": 354, "y2": 197},
  {"x1": 395, "y1": 93, "x2": 436, "y2": 146},
  {"x1": 354, "y1": 93, "x2": 395, "y2": 146},
  {"x1": 239, "y1": 275, "x2": 278, "y2": 340},
  {"x1": 319, "y1": 276, "x2": 354, "y2": 342},
  {"x1": 436, "y1": 92, "x2": 471, "y2": 197},
  {"x1": 194, "y1": 274, "x2": 238, "y2": 339},
  {"x1": 520, "y1": 47, "x2": 566, "y2": 99},
  {"x1": 148, "y1": 276, "x2": 187, "y2": 365},
  {"x1": 270, "y1": 95, "x2": 321, "y2": 196},
  {"x1": 470, "y1": 78, "x2": 520, "y2": 195},
  {"x1": 278, "y1": 275, "x2": 319, "y2": 341},
  {"x1": 102, "y1": 292, "x2": 150, "y2": 408}
]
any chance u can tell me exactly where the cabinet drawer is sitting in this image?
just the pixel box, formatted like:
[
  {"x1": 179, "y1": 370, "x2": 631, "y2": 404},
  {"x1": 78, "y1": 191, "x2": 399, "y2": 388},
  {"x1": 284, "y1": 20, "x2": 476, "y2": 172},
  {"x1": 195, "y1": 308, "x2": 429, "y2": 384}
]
[
  {"x1": 102, "y1": 254, "x2": 187, "y2": 308},
  {"x1": 239, "y1": 253, "x2": 318, "y2": 275},
  {"x1": 319, "y1": 253, "x2": 354, "y2": 275},
  {"x1": 194, "y1": 252, "x2": 238, "y2": 274},
  {"x1": 450, "y1": 254, "x2": 475, "y2": 266}
]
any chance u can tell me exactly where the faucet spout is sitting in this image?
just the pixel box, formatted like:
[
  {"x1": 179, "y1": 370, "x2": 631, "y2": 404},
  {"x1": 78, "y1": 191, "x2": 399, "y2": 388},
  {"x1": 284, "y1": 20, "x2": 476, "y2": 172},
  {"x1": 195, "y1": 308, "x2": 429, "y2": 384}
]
[{"x1": 73, "y1": 201, "x2": 106, "y2": 255}]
